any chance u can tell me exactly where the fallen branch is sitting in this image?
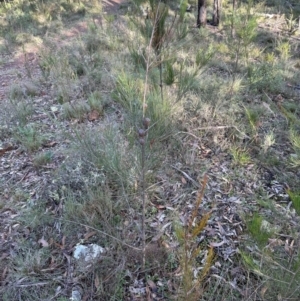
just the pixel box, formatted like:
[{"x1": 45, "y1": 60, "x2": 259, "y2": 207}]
[{"x1": 175, "y1": 125, "x2": 250, "y2": 139}]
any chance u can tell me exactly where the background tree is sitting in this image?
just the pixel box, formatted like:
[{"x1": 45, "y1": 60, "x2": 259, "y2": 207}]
[
  {"x1": 212, "y1": 0, "x2": 221, "y2": 26},
  {"x1": 233, "y1": 0, "x2": 237, "y2": 11},
  {"x1": 197, "y1": 0, "x2": 207, "y2": 28}
]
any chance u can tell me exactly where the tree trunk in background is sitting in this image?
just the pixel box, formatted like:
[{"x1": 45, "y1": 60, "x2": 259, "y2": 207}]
[
  {"x1": 233, "y1": 0, "x2": 237, "y2": 11},
  {"x1": 197, "y1": 0, "x2": 207, "y2": 28},
  {"x1": 212, "y1": 0, "x2": 221, "y2": 26},
  {"x1": 231, "y1": 0, "x2": 237, "y2": 38}
]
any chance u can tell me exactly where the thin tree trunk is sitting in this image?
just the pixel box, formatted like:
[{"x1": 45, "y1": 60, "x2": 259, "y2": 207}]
[
  {"x1": 197, "y1": 0, "x2": 207, "y2": 28},
  {"x1": 212, "y1": 0, "x2": 221, "y2": 27},
  {"x1": 231, "y1": 0, "x2": 237, "y2": 38},
  {"x1": 233, "y1": 0, "x2": 237, "y2": 11},
  {"x1": 156, "y1": 49, "x2": 164, "y2": 102}
]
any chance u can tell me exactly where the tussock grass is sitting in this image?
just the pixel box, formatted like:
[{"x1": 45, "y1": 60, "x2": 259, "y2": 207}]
[
  {"x1": 240, "y1": 236, "x2": 300, "y2": 301},
  {"x1": 62, "y1": 101, "x2": 90, "y2": 120},
  {"x1": 71, "y1": 124, "x2": 139, "y2": 192},
  {"x1": 14, "y1": 124, "x2": 46, "y2": 152},
  {"x1": 288, "y1": 190, "x2": 300, "y2": 215},
  {"x1": 33, "y1": 151, "x2": 53, "y2": 168}
]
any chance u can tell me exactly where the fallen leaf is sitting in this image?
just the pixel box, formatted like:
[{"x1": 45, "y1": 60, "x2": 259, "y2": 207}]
[
  {"x1": 267, "y1": 238, "x2": 283, "y2": 248},
  {"x1": 146, "y1": 285, "x2": 152, "y2": 301},
  {"x1": 155, "y1": 204, "x2": 166, "y2": 210},
  {"x1": 88, "y1": 110, "x2": 100, "y2": 121},
  {"x1": 210, "y1": 240, "x2": 226, "y2": 247},
  {"x1": 94, "y1": 274, "x2": 100, "y2": 288},
  {"x1": 147, "y1": 279, "x2": 157, "y2": 292},
  {"x1": 261, "y1": 286, "x2": 268, "y2": 298},
  {"x1": 43, "y1": 141, "x2": 58, "y2": 147},
  {"x1": 0, "y1": 145, "x2": 15, "y2": 157},
  {"x1": 10, "y1": 213, "x2": 19, "y2": 219},
  {"x1": 217, "y1": 222, "x2": 226, "y2": 235},
  {"x1": 151, "y1": 222, "x2": 172, "y2": 241},
  {"x1": 274, "y1": 94, "x2": 283, "y2": 103},
  {"x1": 1, "y1": 266, "x2": 8, "y2": 281},
  {"x1": 262, "y1": 102, "x2": 275, "y2": 115},
  {"x1": 84, "y1": 231, "x2": 97, "y2": 240},
  {"x1": 61, "y1": 236, "x2": 66, "y2": 248}
]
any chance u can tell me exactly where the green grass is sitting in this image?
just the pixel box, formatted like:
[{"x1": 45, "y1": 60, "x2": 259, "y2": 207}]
[
  {"x1": 246, "y1": 213, "x2": 272, "y2": 247},
  {"x1": 288, "y1": 190, "x2": 300, "y2": 215},
  {"x1": 14, "y1": 124, "x2": 46, "y2": 152},
  {"x1": 230, "y1": 146, "x2": 251, "y2": 166},
  {"x1": 289, "y1": 129, "x2": 300, "y2": 167},
  {"x1": 241, "y1": 226, "x2": 300, "y2": 301},
  {"x1": 62, "y1": 101, "x2": 90, "y2": 120},
  {"x1": 33, "y1": 151, "x2": 53, "y2": 168}
]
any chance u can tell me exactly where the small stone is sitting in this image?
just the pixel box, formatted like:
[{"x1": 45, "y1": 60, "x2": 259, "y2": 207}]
[
  {"x1": 73, "y1": 244, "x2": 105, "y2": 273},
  {"x1": 71, "y1": 289, "x2": 81, "y2": 301},
  {"x1": 73, "y1": 244, "x2": 105, "y2": 262},
  {"x1": 50, "y1": 106, "x2": 59, "y2": 113}
]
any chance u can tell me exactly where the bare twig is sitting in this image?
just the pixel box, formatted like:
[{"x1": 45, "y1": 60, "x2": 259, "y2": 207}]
[
  {"x1": 171, "y1": 165, "x2": 200, "y2": 188},
  {"x1": 175, "y1": 125, "x2": 250, "y2": 139},
  {"x1": 141, "y1": 136, "x2": 146, "y2": 269},
  {"x1": 15, "y1": 282, "x2": 49, "y2": 287}
]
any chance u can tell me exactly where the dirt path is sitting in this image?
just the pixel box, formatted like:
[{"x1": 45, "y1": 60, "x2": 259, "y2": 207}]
[
  {"x1": 102, "y1": 0, "x2": 127, "y2": 14},
  {"x1": 0, "y1": 0, "x2": 128, "y2": 101}
]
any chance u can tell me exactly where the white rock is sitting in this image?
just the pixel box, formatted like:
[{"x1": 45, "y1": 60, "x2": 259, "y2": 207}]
[
  {"x1": 50, "y1": 106, "x2": 59, "y2": 113},
  {"x1": 70, "y1": 290, "x2": 81, "y2": 301},
  {"x1": 73, "y1": 244, "x2": 105, "y2": 262}
]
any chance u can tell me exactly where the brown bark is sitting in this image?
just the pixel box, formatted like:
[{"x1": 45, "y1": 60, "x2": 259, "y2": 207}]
[{"x1": 197, "y1": 0, "x2": 206, "y2": 28}]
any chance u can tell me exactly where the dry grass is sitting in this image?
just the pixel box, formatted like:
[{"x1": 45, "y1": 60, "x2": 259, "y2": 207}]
[{"x1": 0, "y1": 0, "x2": 300, "y2": 300}]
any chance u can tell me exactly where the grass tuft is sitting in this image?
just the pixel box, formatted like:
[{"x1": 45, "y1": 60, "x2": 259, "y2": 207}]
[{"x1": 287, "y1": 190, "x2": 300, "y2": 215}]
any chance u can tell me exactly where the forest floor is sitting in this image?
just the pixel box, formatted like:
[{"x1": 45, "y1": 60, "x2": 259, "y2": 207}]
[{"x1": 1, "y1": 1, "x2": 300, "y2": 301}]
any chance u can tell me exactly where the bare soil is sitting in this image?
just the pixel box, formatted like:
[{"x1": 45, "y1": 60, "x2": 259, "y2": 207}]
[{"x1": 0, "y1": 0, "x2": 128, "y2": 100}]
